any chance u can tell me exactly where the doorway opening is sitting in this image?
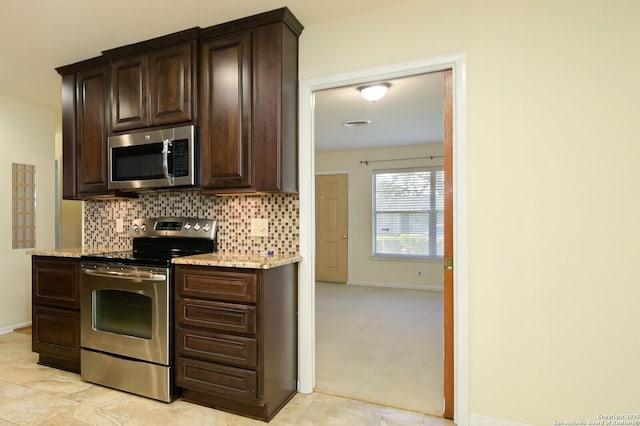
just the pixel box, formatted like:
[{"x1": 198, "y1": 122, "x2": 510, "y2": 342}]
[
  {"x1": 297, "y1": 53, "x2": 468, "y2": 424},
  {"x1": 313, "y1": 71, "x2": 446, "y2": 416}
]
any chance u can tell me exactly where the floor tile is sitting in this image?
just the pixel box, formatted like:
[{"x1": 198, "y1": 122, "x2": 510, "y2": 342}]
[{"x1": 0, "y1": 326, "x2": 455, "y2": 425}]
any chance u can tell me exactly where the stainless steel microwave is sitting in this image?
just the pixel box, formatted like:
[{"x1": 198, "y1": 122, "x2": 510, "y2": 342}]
[{"x1": 108, "y1": 125, "x2": 196, "y2": 191}]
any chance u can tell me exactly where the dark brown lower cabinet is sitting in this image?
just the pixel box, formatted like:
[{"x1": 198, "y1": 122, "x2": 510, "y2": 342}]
[
  {"x1": 31, "y1": 256, "x2": 81, "y2": 373},
  {"x1": 32, "y1": 305, "x2": 80, "y2": 372},
  {"x1": 174, "y1": 263, "x2": 298, "y2": 421}
]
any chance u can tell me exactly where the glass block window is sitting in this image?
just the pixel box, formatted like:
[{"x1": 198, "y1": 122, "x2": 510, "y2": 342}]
[{"x1": 12, "y1": 163, "x2": 36, "y2": 249}]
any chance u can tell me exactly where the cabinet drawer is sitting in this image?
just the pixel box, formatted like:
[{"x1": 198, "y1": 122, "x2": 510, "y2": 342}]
[
  {"x1": 176, "y1": 327, "x2": 257, "y2": 368},
  {"x1": 177, "y1": 298, "x2": 256, "y2": 334},
  {"x1": 32, "y1": 305, "x2": 80, "y2": 359},
  {"x1": 175, "y1": 266, "x2": 257, "y2": 303},
  {"x1": 176, "y1": 356, "x2": 257, "y2": 401},
  {"x1": 32, "y1": 257, "x2": 80, "y2": 309}
]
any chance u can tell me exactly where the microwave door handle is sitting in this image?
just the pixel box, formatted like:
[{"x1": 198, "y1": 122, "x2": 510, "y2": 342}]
[{"x1": 162, "y1": 139, "x2": 174, "y2": 185}]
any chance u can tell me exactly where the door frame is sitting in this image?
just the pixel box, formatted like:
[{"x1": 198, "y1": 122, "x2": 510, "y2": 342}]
[{"x1": 298, "y1": 52, "x2": 469, "y2": 425}]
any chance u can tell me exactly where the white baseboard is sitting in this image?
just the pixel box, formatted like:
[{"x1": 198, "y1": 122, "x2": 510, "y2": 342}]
[
  {"x1": 470, "y1": 415, "x2": 534, "y2": 426},
  {"x1": 0, "y1": 321, "x2": 32, "y2": 336},
  {"x1": 347, "y1": 280, "x2": 443, "y2": 292}
]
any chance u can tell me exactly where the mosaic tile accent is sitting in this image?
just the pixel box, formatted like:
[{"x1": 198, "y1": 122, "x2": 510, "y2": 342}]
[{"x1": 83, "y1": 191, "x2": 300, "y2": 256}]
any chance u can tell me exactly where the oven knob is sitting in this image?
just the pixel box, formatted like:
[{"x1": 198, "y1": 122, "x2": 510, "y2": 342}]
[
  {"x1": 193, "y1": 223, "x2": 201, "y2": 231},
  {"x1": 184, "y1": 222, "x2": 192, "y2": 231},
  {"x1": 132, "y1": 224, "x2": 139, "y2": 232},
  {"x1": 203, "y1": 224, "x2": 211, "y2": 232},
  {"x1": 140, "y1": 224, "x2": 147, "y2": 231}
]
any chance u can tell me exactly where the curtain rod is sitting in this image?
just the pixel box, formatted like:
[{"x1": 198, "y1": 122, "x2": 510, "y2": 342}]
[{"x1": 359, "y1": 155, "x2": 443, "y2": 166}]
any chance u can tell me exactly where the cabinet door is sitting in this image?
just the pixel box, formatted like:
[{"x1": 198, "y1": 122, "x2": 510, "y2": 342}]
[
  {"x1": 111, "y1": 54, "x2": 149, "y2": 131},
  {"x1": 32, "y1": 257, "x2": 80, "y2": 309},
  {"x1": 76, "y1": 67, "x2": 110, "y2": 194},
  {"x1": 32, "y1": 305, "x2": 80, "y2": 366},
  {"x1": 200, "y1": 32, "x2": 252, "y2": 189},
  {"x1": 150, "y1": 43, "x2": 194, "y2": 126}
]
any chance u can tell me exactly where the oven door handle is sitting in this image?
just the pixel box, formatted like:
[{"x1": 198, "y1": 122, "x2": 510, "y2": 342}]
[{"x1": 83, "y1": 268, "x2": 167, "y2": 281}]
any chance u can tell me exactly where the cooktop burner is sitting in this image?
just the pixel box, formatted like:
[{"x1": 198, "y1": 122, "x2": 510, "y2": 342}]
[{"x1": 81, "y1": 217, "x2": 217, "y2": 267}]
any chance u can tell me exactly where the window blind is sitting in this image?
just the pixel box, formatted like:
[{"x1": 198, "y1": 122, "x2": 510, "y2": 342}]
[{"x1": 373, "y1": 168, "x2": 444, "y2": 258}]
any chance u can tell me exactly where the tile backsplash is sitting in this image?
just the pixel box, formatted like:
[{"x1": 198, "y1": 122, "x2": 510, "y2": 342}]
[{"x1": 83, "y1": 191, "x2": 299, "y2": 256}]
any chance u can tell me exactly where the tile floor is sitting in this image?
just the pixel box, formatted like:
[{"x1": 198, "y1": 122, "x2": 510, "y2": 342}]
[
  {"x1": 0, "y1": 331, "x2": 454, "y2": 425},
  {"x1": 315, "y1": 282, "x2": 444, "y2": 416}
]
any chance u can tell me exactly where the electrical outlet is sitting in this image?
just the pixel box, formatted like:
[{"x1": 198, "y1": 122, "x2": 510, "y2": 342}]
[
  {"x1": 251, "y1": 218, "x2": 268, "y2": 237},
  {"x1": 116, "y1": 218, "x2": 124, "y2": 233}
]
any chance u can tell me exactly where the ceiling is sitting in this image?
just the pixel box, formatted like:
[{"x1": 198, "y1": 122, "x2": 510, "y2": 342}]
[
  {"x1": 314, "y1": 72, "x2": 444, "y2": 151},
  {"x1": 1, "y1": 0, "x2": 440, "y2": 150}
]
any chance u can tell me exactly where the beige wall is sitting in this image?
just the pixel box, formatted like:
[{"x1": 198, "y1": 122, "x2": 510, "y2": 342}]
[
  {"x1": 2, "y1": 0, "x2": 638, "y2": 421},
  {"x1": 59, "y1": 199, "x2": 82, "y2": 248},
  {"x1": 54, "y1": 130, "x2": 82, "y2": 249},
  {"x1": 0, "y1": 96, "x2": 55, "y2": 331},
  {"x1": 316, "y1": 144, "x2": 444, "y2": 290},
  {"x1": 301, "y1": 0, "x2": 640, "y2": 424}
]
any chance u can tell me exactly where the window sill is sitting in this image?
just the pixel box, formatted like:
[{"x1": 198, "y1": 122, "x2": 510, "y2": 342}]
[{"x1": 370, "y1": 255, "x2": 443, "y2": 263}]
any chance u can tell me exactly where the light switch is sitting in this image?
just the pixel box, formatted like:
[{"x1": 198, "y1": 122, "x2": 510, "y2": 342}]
[
  {"x1": 116, "y1": 218, "x2": 124, "y2": 233},
  {"x1": 251, "y1": 218, "x2": 268, "y2": 237}
]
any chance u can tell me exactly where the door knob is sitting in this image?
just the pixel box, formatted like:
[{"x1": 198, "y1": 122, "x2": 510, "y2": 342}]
[{"x1": 341, "y1": 235, "x2": 347, "y2": 239}]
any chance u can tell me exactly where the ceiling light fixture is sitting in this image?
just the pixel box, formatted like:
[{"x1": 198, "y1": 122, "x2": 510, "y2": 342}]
[{"x1": 358, "y1": 83, "x2": 391, "y2": 102}]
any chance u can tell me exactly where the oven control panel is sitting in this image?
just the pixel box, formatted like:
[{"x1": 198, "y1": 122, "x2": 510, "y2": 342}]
[{"x1": 130, "y1": 217, "x2": 217, "y2": 239}]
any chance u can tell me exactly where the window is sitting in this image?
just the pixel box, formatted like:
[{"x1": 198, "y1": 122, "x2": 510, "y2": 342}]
[
  {"x1": 373, "y1": 167, "x2": 444, "y2": 258},
  {"x1": 12, "y1": 163, "x2": 36, "y2": 249}
]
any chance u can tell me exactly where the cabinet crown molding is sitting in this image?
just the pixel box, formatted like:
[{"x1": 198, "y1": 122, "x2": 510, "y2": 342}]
[
  {"x1": 102, "y1": 27, "x2": 200, "y2": 60},
  {"x1": 55, "y1": 8, "x2": 304, "y2": 76},
  {"x1": 200, "y1": 7, "x2": 303, "y2": 39}
]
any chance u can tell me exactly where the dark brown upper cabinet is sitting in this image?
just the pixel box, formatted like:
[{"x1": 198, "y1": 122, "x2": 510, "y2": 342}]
[
  {"x1": 199, "y1": 8, "x2": 303, "y2": 194},
  {"x1": 199, "y1": 32, "x2": 253, "y2": 189},
  {"x1": 76, "y1": 65, "x2": 110, "y2": 195},
  {"x1": 110, "y1": 54, "x2": 148, "y2": 131},
  {"x1": 57, "y1": 58, "x2": 120, "y2": 199},
  {"x1": 106, "y1": 29, "x2": 198, "y2": 133},
  {"x1": 56, "y1": 9, "x2": 302, "y2": 199},
  {"x1": 150, "y1": 43, "x2": 194, "y2": 127}
]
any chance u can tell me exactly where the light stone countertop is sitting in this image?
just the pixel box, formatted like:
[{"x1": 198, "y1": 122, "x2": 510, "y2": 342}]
[
  {"x1": 26, "y1": 247, "x2": 122, "y2": 258},
  {"x1": 26, "y1": 248, "x2": 301, "y2": 270},
  {"x1": 172, "y1": 252, "x2": 302, "y2": 269}
]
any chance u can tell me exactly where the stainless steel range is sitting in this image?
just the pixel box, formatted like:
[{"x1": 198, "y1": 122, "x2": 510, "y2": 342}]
[{"x1": 80, "y1": 217, "x2": 217, "y2": 402}]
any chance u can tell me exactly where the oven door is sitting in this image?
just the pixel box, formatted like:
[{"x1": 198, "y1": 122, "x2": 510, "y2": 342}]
[{"x1": 80, "y1": 262, "x2": 170, "y2": 365}]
